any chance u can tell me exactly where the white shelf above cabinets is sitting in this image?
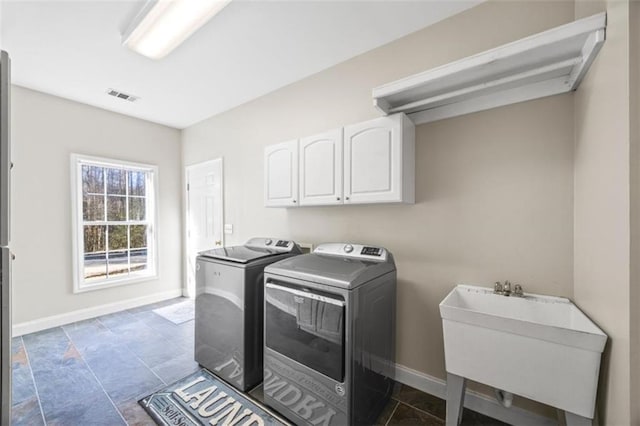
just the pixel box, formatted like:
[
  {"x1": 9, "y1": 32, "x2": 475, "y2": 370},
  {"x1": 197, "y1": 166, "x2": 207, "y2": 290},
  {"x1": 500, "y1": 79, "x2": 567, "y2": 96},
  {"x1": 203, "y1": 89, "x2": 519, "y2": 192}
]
[{"x1": 372, "y1": 12, "x2": 606, "y2": 125}]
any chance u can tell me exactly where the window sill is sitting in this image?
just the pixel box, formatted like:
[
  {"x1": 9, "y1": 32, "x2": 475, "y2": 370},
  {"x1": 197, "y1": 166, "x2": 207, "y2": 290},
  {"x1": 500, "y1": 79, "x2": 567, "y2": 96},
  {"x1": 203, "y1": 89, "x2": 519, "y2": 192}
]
[{"x1": 74, "y1": 272, "x2": 158, "y2": 293}]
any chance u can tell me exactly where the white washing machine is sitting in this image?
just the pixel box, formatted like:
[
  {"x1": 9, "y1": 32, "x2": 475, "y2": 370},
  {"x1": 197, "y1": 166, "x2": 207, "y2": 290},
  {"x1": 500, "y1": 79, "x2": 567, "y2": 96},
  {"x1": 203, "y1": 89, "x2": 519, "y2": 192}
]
[{"x1": 263, "y1": 243, "x2": 396, "y2": 426}]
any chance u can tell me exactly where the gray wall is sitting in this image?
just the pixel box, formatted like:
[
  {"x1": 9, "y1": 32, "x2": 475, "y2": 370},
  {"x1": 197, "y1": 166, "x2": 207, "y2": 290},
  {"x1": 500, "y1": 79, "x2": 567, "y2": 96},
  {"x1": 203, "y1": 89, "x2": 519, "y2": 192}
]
[
  {"x1": 182, "y1": 0, "x2": 575, "y2": 414},
  {"x1": 11, "y1": 86, "x2": 183, "y2": 324}
]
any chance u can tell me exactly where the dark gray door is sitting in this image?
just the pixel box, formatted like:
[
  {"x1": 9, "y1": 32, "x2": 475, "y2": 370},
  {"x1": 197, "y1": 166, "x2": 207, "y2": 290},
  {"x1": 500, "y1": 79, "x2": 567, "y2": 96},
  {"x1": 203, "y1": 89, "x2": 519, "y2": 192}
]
[{"x1": 265, "y1": 281, "x2": 345, "y2": 382}]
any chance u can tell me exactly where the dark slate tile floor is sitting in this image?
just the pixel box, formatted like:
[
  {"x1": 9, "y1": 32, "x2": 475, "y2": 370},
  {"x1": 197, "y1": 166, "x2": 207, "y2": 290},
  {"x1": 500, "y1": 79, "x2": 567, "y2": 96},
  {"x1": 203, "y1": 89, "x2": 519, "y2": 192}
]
[
  {"x1": 11, "y1": 297, "x2": 198, "y2": 426},
  {"x1": 12, "y1": 296, "x2": 507, "y2": 425},
  {"x1": 384, "y1": 383, "x2": 509, "y2": 426},
  {"x1": 248, "y1": 380, "x2": 507, "y2": 426}
]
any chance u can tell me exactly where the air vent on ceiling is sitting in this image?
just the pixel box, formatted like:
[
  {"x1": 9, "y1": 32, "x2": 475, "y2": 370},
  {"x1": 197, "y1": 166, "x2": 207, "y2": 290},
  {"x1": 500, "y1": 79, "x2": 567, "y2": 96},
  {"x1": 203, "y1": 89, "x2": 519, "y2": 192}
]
[{"x1": 106, "y1": 88, "x2": 138, "y2": 102}]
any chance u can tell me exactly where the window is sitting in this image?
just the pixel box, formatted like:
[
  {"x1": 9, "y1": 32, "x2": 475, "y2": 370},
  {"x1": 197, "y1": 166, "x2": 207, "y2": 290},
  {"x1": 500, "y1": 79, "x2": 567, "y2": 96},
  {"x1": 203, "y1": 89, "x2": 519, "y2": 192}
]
[{"x1": 71, "y1": 154, "x2": 158, "y2": 292}]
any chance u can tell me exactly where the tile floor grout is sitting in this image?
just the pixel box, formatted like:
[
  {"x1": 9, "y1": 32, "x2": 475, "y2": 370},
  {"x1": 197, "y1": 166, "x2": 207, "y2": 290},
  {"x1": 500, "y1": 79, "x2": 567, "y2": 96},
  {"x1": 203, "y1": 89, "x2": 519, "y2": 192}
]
[
  {"x1": 20, "y1": 335, "x2": 46, "y2": 425},
  {"x1": 14, "y1": 297, "x2": 505, "y2": 426},
  {"x1": 60, "y1": 327, "x2": 128, "y2": 426},
  {"x1": 398, "y1": 400, "x2": 445, "y2": 423},
  {"x1": 94, "y1": 316, "x2": 169, "y2": 388},
  {"x1": 14, "y1": 304, "x2": 197, "y2": 426},
  {"x1": 384, "y1": 400, "x2": 400, "y2": 426},
  {"x1": 12, "y1": 298, "x2": 200, "y2": 425}
]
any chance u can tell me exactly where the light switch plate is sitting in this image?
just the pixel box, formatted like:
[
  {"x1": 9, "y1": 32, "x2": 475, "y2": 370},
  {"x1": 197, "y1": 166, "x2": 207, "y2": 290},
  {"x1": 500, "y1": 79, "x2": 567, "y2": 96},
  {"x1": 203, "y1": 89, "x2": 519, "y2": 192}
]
[{"x1": 224, "y1": 224, "x2": 233, "y2": 234}]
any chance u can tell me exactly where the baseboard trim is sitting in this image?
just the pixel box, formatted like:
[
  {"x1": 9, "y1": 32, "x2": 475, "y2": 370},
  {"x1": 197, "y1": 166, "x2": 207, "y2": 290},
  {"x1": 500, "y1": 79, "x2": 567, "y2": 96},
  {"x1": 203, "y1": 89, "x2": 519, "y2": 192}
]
[
  {"x1": 12, "y1": 289, "x2": 184, "y2": 337},
  {"x1": 395, "y1": 363, "x2": 556, "y2": 426}
]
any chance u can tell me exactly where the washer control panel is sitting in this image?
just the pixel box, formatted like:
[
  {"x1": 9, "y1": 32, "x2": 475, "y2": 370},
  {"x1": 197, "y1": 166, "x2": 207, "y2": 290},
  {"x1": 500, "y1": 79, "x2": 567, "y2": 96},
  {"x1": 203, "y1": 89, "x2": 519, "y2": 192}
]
[
  {"x1": 314, "y1": 243, "x2": 388, "y2": 262},
  {"x1": 246, "y1": 237, "x2": 297, "y2": 252},
  {"x1": 360, "y1": 246, "x2": 383, "y2": 257}
]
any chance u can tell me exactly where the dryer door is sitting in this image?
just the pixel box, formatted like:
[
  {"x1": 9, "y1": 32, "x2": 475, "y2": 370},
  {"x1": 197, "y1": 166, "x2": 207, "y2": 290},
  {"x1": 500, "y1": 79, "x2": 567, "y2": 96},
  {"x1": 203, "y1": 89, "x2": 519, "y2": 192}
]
[{"x1": 265, "y1": 280, "x2": 345, "y2": 382}]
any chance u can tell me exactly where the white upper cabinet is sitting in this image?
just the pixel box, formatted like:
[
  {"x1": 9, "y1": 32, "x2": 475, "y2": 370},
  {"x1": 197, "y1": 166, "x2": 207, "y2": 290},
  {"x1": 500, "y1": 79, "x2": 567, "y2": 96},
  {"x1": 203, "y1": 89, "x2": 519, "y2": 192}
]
[
  {"x1": 299, "y1": 129, "x2": 343, "y2": 206},
  {"x1": 264, "y1": 140, "x2": 298, "y2": 207},
  {"x1": 263, "y1": 113, "x2": 414, "y2": 207},
  {"x1": 343, "y1": 114, "x2": 414, "y2": 204}
]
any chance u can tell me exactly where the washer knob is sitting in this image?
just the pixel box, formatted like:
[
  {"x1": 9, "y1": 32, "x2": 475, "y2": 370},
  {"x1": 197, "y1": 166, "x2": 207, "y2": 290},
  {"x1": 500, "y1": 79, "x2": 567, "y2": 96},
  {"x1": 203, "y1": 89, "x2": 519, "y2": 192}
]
[
  {"x1": 265, "y1": 239, "x2": 273, "y2": 246},
  {"x1": 344, "y1": 244, "x2": 354, "y2": 253}
]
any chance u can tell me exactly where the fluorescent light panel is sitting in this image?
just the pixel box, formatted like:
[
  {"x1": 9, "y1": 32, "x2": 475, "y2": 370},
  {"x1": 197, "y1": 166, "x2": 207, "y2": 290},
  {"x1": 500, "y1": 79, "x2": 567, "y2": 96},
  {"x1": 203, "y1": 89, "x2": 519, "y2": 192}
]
[{"x1": 123, "y1": 0, "x2": 232, "y2": 60}]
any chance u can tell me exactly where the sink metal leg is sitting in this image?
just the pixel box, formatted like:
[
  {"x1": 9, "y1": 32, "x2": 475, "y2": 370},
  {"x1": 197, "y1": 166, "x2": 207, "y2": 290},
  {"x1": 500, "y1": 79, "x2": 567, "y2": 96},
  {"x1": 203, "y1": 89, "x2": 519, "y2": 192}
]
[
  {"x1": 565, "y1": 411, "x2": 594, "y2": 426},
  {"x1": 446, "y1": 373, "x2": 466, "y2": 426}
]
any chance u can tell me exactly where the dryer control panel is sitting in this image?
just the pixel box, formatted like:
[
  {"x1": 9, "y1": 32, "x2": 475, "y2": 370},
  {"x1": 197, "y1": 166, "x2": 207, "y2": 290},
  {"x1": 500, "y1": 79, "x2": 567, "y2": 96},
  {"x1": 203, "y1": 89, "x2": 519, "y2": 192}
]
[{"x1": 313, "y1": 243, "x2": 389, "y2": 262}]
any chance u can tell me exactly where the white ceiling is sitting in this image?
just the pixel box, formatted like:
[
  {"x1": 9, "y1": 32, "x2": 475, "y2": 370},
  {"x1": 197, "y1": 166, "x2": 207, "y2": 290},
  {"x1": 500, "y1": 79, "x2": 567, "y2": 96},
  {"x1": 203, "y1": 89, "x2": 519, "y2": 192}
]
[{"x1": 1, "y1": 0, "x2": 481, "y2": 129}]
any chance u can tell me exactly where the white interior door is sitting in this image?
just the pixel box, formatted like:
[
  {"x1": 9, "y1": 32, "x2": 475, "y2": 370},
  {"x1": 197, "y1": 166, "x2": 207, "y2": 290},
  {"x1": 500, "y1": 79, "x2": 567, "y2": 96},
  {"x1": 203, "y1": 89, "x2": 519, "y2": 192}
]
[{"x1": 186, "y1": 159, "x2": 223, "y2": 298}]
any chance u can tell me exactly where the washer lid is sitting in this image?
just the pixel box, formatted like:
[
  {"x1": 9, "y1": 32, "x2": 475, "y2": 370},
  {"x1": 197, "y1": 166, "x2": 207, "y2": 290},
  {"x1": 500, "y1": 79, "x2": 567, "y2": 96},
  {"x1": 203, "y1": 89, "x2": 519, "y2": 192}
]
[
  {"x1": 198, "y1": 237, "x2": 302, "y2": 264},
  {"x1": 265, "y1": 250, "x2": 396, "y2": 289},
  {"x1": 199, "y1": 246, "x2": 280, "y2": 263}
]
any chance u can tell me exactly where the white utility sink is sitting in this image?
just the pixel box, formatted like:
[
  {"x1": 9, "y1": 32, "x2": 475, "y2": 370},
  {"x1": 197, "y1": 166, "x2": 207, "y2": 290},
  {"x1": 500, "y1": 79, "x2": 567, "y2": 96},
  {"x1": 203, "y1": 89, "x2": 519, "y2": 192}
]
[{"x1": 440, "y1": 285, "x2": 607, "y2": 425}]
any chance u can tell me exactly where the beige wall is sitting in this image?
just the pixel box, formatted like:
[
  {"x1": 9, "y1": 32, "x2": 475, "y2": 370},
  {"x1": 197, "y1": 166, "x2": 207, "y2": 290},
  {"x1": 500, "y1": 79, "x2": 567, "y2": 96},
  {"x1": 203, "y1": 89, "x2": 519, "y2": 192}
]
[
  {"x1": 182, "y1": 0, "x2": 575, "y2": 413},
  {"x1": 11, "y1": 86, "x2": 183, "y2": 324},
  {"x1": 628, "y1": 0, "x2": 639, "y2": 423},
  {"x1": 631, "y1": 0, "x2": 640, "y2": 422},
  {"x1": 574, "y1": 0, "x2": 632, "y2": 424}
]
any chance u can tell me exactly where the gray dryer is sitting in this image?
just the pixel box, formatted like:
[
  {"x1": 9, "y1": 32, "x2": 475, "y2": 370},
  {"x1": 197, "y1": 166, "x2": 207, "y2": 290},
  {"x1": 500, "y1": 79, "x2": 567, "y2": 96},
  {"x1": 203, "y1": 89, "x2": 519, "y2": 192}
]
[{"x1": 263, "y1": 243, "x2": 396, "y2": 426}]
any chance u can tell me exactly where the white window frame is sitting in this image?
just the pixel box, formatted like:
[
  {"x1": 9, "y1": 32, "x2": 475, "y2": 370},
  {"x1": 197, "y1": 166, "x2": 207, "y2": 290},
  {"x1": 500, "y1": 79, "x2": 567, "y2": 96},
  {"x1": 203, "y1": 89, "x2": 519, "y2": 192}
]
[{"x1": 71, "y1": 153, "x2": 159, "y2": 293}]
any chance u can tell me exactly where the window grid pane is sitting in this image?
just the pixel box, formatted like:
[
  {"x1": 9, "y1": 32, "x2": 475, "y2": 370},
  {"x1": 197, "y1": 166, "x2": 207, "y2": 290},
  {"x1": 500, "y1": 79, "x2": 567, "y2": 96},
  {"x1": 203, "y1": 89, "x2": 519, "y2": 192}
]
[
  {"x1": 128, "y1": 197, "x2": 146, "y2": 221},
  {"x1": 82, "y1": 165, "x2": 104, "y2": 195},
  {"x1": 83, "y1": 194, "x2": 104, "y2": 221},
  {"x1": 128, "y1": 171, "x2": 146, "y2": 196},
  {"x1": 106, "y1": 168, "x2": 126, "y2": 195},
  {"x1": 84, "y1": 225, "x2": 106, "y2": 281},
  {"x1": 79, "y1": 160, "x2": 154, "y2": 286}
]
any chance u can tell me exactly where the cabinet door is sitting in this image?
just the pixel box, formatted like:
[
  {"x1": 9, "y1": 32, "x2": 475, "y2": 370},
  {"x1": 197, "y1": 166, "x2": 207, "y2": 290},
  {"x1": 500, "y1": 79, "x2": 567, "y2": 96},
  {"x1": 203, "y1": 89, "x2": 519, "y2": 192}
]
[
  {"x1": 264, "y1": 140, "x2": 298, "y2": 207},
  {"x1": 344, "y1": 115, "x2": 403, "y2": 204},
  {"x1": 299, "y1": 129, "x2": 343, "y2": 206}
]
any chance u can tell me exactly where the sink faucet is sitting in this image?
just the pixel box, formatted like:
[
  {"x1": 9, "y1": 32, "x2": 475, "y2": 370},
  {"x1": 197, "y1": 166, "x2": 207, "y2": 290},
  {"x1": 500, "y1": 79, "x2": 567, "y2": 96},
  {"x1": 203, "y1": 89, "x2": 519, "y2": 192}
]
[
  {"x1": 513, "y1": 284, "x2": 524, "y2": 297},
  {"x1": 494, "y1": 281, "x2": 524, "y2": 297}
]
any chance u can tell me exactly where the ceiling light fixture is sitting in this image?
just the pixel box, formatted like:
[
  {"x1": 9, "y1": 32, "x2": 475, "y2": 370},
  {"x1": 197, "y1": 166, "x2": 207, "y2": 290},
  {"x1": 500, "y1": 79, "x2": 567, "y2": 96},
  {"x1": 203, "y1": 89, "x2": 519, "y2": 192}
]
[{"x1": 122, "y1": 0, "x2": 232, "y2": 60}]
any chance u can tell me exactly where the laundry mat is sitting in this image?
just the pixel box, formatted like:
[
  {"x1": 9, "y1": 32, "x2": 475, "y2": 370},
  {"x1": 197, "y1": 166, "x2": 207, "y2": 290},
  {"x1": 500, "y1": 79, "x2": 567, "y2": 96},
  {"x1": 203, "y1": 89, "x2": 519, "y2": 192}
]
[
  {"x1": 153, "y1": 300, "x2": 195, "y2": 324},
  {"x1": 139, "y1": 369, "x2": 289, "y2": 426}
]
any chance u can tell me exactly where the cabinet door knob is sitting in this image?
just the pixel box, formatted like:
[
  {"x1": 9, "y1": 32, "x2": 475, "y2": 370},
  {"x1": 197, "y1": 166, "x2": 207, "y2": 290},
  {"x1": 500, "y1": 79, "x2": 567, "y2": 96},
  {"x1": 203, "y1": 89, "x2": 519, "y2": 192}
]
[
  {"x1": 293, "y1": 199, "x2": 297, "y2": 203},
  {"x1": 346, "y1": 196, "x2": 350, "y2": 201},
  {"x1": 337, "y1": 197, "x2": 340, "y2": 201}
]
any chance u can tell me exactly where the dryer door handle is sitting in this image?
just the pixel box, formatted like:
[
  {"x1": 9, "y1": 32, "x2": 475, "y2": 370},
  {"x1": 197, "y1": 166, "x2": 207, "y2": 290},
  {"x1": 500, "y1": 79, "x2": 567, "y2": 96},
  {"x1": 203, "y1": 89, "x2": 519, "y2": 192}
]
[{"x1": 266, "y1": 282, "x2": 345, "y2": 307}]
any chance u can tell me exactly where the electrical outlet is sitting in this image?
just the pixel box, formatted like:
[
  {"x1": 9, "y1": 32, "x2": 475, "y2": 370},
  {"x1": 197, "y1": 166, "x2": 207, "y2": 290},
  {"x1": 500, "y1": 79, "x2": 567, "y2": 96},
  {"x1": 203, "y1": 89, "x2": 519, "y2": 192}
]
[{"x1": 224, "y1": 224, "x2": 233, "y2": 234}]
